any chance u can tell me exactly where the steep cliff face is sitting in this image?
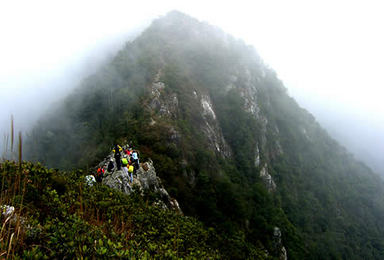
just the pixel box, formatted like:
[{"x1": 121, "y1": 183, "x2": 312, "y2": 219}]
[
  {"x1": 146, "y1": 70, "x2": 231, "y2": 159},
  {"x1": 26, "y1": 11, "x2": 384, "y2": 259}
]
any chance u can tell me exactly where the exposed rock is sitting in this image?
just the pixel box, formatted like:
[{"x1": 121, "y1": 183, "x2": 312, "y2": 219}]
[
  {"x1": 149, "y1": 82, "x2": 165, "y2": 111},
  {"x1": 136, "y1": 159, "x2": 183, "y2": 214},
  {"x1": 201, "y1": 95, "x2": 217, "y2": 120},
  {"x1": 151, "y1": 82, "x2": 165, "y2": 98},
  {"x1": 169, "y1": 126, "x2": 180, "y2": 143},
  {"x1": 148, "y1": 75, "x2": 180, "y2": 119},
  {"x1": 159, "y1": 93, "x2": 179, "y2": 118},
  {"x1": 200, "y1": 94, "x2": 232, "y2": 158},
  {"x1": 241, "y1": 88, "x2": 261, "y2": 119},
  {"x1": 273, "y1": 227, "x2": 288, "y2": 260},
  {"x1": 101, "y1": 156, "x2": 182, "y2": 214},
  {"x1": 148, "y1": 79, "x2": 179, "y2": 119},
  {"x1": 281, "y1": 247, "x2": 288, "y2": 260},
  {"x1": 255, "y1": 144, "x2": 260, "y2": 167},
  {"x1": 259, "y1": 164, "x2": 276, "y2": 192},
  {"x1": 103, "y1": 169, "x2": 133, "y2": 194}
]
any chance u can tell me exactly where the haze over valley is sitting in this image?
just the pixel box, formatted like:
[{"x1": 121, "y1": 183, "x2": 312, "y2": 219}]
[
  {"x1": 1, "y1": 1, "x2": 383, "y2": 176},
  {"x1": 2, "y1": 2, "x2": 384, "y2": 259}
]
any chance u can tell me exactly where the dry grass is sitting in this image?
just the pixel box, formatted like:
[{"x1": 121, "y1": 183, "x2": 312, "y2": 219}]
[{"x1": 0, "y1": 116, "x2": 27, "y2": 259}]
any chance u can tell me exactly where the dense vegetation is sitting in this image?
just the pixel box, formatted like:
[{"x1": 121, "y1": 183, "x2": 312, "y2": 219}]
[
  {"x1": 24, "y1": 11, "x2": 384, "y2": 259},
  {"x1": 0, "y1": 160, "x2": 222, "y2": 258}
]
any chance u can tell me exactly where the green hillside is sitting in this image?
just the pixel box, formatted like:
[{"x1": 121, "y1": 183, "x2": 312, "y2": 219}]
[
  {"x1": 0, "y1": 160, "x2": 222, "y2": 258},
  {"x1": 24, "y1": 11, "x2": 384, "y2": 259}
]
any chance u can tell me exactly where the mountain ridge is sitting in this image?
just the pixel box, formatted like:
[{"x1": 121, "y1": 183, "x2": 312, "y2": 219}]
[{"x1": 25, "y1": 11, "x2": 384, "y2": 259}]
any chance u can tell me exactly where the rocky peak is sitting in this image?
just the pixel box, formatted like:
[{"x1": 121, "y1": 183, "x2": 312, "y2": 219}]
[{"x1": 97, "y1": 151, "x2": 182, "y2": 214}]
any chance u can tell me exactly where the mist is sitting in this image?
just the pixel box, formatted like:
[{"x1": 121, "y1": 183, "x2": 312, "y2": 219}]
[
  {"x1": 0, "y1": 1, "x2": 154, "y2": 156},
  {"x1": 289, "y1": 90, "x2": 384, "y2": 175},
  {"x1": 1, "y1": 1, "x2": 383, "y2": 176}
]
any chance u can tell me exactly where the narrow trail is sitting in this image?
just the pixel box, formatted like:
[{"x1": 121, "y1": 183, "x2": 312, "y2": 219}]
[{"x1": 87, "y1": 144, "x2": 182, "y2": 214}]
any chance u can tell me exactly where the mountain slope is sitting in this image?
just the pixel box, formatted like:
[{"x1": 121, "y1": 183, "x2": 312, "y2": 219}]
[
  {"x1": 0, "y1": 160, "x2": 221, "y2": 258},
  {"x1": 26, "y1": 11, "x2": 384, "y2": 259}
]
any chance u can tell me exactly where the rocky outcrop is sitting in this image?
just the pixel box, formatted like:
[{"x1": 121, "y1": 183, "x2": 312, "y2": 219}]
[
  {"x1": 255, "y1": 144, "x2": 260, "y2": 167},
  {"x1": 100, "y1": 156, "x2": 182, "y2": 214},
  {"x1": 259, "y1": 163, "x2": 276, "y2": 192},
  {"x1": 103, "y1": 169, "x2": 133, "y2": 194},
  {"x1": 149, "y1": 80, "x2": 179, "y2": 119},
  {"x1": 200, "y1": 94, "x2": 232, "y2": 158},
  {"x1": 273, "y1": 227, "x2": 288, "y2": 260}
]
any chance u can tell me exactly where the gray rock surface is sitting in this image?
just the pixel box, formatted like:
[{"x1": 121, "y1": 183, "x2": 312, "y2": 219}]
[
  {"x1": 273, "y1": 227, "x2": 288, "y2": 260},
  {"x1": 259, "y1": 163, "x2": 277, "y2": 192},
  {"x1": 255, "y1": 144, "x2": 260, "y2": 167},
  {"x1": 200, "y1": 94, "x2": 232, "y2": 158},
  {"x1": 100, "y1": 155, "x2": 182, "y2": 214}
]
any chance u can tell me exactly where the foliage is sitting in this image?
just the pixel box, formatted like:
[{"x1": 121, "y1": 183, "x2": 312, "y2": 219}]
[
  {"x1": 23, "y1": 11, "x2": 384, "y2": 259},
  {"x1": 0, "y1": 160, "x2": 221, "y2": 259}
]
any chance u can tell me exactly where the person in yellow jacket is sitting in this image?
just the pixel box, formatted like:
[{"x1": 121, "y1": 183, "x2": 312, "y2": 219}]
[{"x1": 128, "y1": 164, "x2": 134, "y2": 183}]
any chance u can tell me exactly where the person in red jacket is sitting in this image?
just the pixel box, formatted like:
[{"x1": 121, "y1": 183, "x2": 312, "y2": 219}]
[{"x1": 96, "y1": 167, "x2": 104, "y2": 183}]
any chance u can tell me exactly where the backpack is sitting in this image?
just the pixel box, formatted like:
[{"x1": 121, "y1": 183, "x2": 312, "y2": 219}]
[
  {"x1": 97, "y1": 168, "x2": 104, "y2": 177},
  {"x1": 121, "y1": 158, "x2": 128, "y2": 166}
]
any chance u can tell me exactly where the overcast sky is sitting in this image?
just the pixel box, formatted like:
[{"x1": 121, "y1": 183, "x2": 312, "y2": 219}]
[{"x1": 1, "y1": 0, "x2": 383, "y2": 172}]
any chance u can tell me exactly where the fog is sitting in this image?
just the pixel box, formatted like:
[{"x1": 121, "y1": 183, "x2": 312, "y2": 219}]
[
  {"x1": 0, "y1": 1, "x2": 153, "y2": 156},
  {"x1": 1, "y1": 1, "x2": 383, "y2": 175}
]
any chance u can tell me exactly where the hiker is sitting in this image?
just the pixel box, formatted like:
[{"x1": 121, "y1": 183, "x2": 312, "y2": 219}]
[
  {"x1": 112, "y1": 144, "x2": 122, "y2": 153},
  {"x1": 96, "y1": 167, "x2": 104, "y2": 183},
  {"x1": 128, "y1": 164, "x2": 134, "y2": 183},
  {"x1": 121, "y1": 156, "x2": 128, "y2": 167},
  {"x1": 107, "y1": 158, "x2": 114, "y2": 172},
  {"x1": 113, "y1": 144, "x2": 122, "y2": 170},
  {"x1": 120, "y1": 155, "x2": 128, "y2": 179},
  {"x1": 132, "y1": 150, "x2": 139, "y2": 170}
]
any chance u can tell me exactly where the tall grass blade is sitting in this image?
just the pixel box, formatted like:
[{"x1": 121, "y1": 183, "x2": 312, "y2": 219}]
[
  {"x1": 10, "y1": 115, "x2": 14, "y2": 153},
  {"x1": 7, "y1": 232, "x2": 14, "y2": 259},
  {"x1": 18, "y1": 132, "x2": 22, "y2": 166}
]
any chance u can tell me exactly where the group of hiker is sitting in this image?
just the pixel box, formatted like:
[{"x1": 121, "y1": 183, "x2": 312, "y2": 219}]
[{"x1": 95, "y1": 144, "x2": 140, "y2": 184}]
